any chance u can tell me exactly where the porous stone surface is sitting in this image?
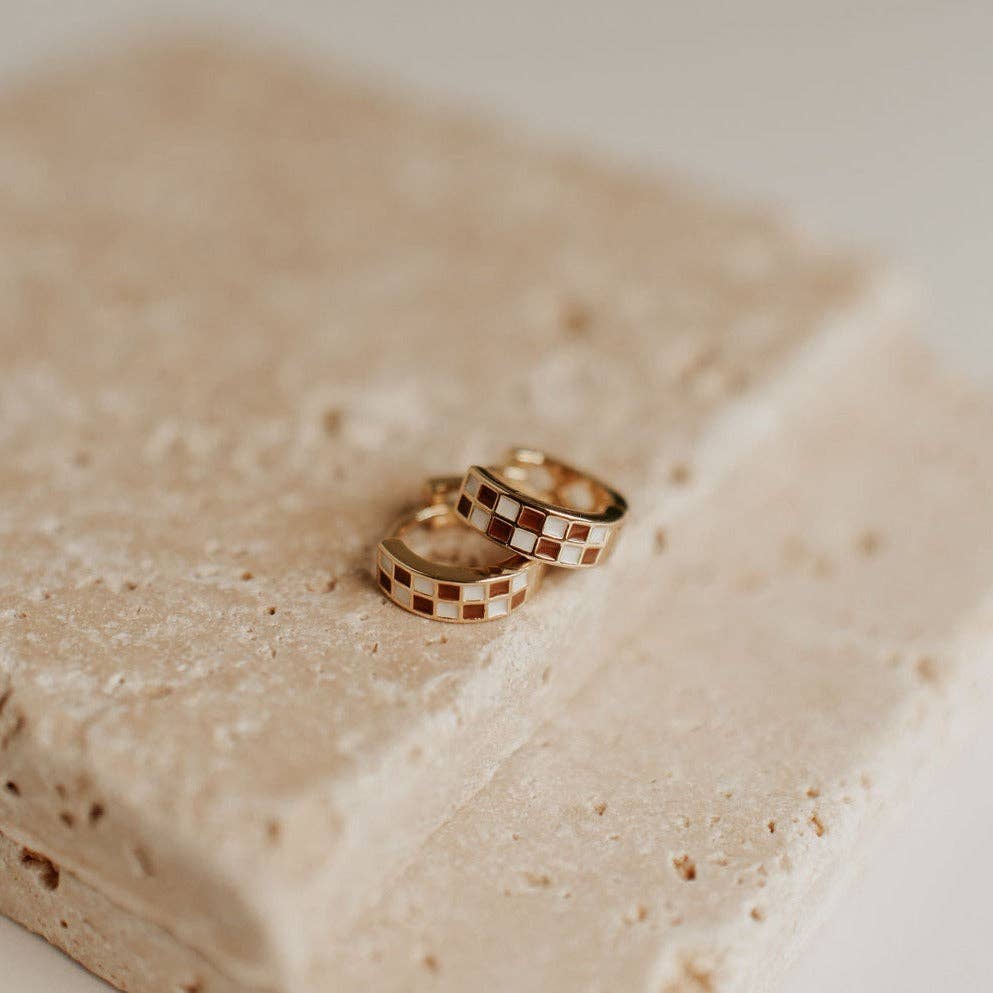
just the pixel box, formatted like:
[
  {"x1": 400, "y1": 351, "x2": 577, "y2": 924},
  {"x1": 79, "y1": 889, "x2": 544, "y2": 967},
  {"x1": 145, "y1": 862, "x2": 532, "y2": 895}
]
[
  {"x1": 0, "y1": 39, "x2": 973, "y2": 993},
  {"x1": 327, "y1": 333, "x2": 993, "y2": 993},
  {"x1": 1, "y1": 827, "x2": 241, "y2": 993}
]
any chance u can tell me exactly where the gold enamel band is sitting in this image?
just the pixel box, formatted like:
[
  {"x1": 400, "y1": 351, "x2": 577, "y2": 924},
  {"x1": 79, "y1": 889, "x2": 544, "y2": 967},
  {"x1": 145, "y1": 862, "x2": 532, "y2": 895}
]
[
  {"x1": 376, "y1": 479, "x2": 545, "y2": 622},
  {"x1": 455, "y1": 448, "x2": 627, "y2": 568}
]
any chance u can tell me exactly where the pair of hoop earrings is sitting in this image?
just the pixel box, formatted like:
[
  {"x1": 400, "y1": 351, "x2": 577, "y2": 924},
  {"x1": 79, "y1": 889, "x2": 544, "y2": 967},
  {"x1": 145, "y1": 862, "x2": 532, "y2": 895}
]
[{"x1": 376, "y1": 448, "x2": 628, "y2": 624}]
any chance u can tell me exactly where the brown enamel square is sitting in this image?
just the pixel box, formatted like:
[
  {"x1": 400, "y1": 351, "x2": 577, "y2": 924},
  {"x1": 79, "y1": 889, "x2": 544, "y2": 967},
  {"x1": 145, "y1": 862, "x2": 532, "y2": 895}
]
[
  {"x1": 378, "y1": 570, "x2": 391, "y2": 593},
  {"x1": 581, "y1": 547, "x2": 601, "y2": 565},
  {"x1": 393, "y1": 564, "x2": 412, "y2": 587},
  {"x1": 487, "y1": 517, "x2": 514, "y2": 543},
  {"x1": 511, "y1": 589, "x2": 526, "y2": 609},
  {"x1": 438, "y1": 583, "x2": 460, "y2": 601},
  {"x1": 412, "y1": 594, "x2": 434, "y2": 615},
  {"x1": 567, "y1": 522, "x2": 591, "y2": 542},
  {"x1": 517, "y1": 506, "x2": 545, "y2": 532},
  {"x1": 457, "y1": 495, "x2": 472, "y2": 518},
  {"x1": 535, "y1": 538, "x2": 561, "y2": 560},
  {"x1": 462, "y1": 603, "x2": 485, "y2": 620},
  {"x1": 490, "y1": 579, "x2": 510, "y2": 597},
  {"x1": 477, "y1": 484, "x2": 499, "y2": 509}
]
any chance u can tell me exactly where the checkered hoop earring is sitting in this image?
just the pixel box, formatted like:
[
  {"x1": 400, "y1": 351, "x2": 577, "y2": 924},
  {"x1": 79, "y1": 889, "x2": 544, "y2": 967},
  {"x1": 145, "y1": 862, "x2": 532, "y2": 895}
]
[
  {"x1": 376, "y1": 477, "x2": 545, "y2": 623},
  {"x1": 455, "y1": 448, "x2": 627, "y2": 569}
]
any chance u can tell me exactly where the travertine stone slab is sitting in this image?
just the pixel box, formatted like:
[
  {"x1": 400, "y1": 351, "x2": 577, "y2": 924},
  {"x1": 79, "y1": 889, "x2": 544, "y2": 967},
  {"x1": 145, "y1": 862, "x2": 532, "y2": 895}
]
[
  {"x1": 0, "y1": 40, "x2": 912, "y2": 992},
  {"x1": 326, "y1": 333, "x2": 993, "y2": 993},
  {"x1": 1, "y1": 826, "x2": 242, "y2": 993}
]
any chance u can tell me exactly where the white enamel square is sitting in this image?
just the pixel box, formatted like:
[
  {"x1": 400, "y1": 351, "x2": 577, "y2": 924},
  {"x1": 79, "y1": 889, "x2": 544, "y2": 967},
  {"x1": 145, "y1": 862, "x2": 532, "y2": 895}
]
[
  {"x1": 510, "y1": 528, "x2": 537, "y2": 554},
  {"x1": 558, "y1": 544, "x2": 583, "y2": 565},
  {"x1": 465, "y1": 474, "x2": 481, "y2": 498},
  {"x1": 436, "y1": 601, "x2": 458, "y2": 620},
  {"x1": 510, "y1": 572, "x2": 527, "y2": 593},
  {"x1": 496, "y1": 495, "x2": 521, "y2": 521},
  {"x1": 463, "y1": 584, "x2": 485, "y2": 602},
  {"x1": 589, "y1": 525, "x2": 609, "y2": 546},
  {"x1": 542, "y1": 516, "x2": 568, "y2": 539},
  {"x1": 487, "y1": 598, "x2": 509, "y2": 619},
  {"x1": 470, "y1": 507, "x2": 491, "y2": 532},
  {"x1": 393, "y1": 586, "x2": 411, "y2": 606},
  {"x1": 413, "y1": 574, "x2": 434, "y2": 596}
]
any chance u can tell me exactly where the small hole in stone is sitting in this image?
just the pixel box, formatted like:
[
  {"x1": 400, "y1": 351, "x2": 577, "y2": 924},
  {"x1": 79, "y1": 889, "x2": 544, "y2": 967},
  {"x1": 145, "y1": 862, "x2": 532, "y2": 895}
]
[
  {"x1": 322, "y1": 408, "x2": 344, "y2": 436},
  {"x1": 422, "y1": 953, "x2": 440, "y2": 973},
  {"x1": 60, "y1": 919, "x2": 68, "y2": 929},
  {"x1": 523, "y1": 871, "x2": 552, "y2": 888},
  {"x1": 855, "y1": 530, "x2": 883, "y2": 556},
  {"x1": 558, "y1": 297, "x2": 592, "y2": 337},
  {"x1": 767, "y1": 820, "x2": 776, "y2": 833},
  {"x1": 673, "y1": 855, "x2": 697, "y2": 881},
  {"x1": 266, "y1": 606, "x2": 277, "y2": 616},
  {"x1": 806, "y1": 787, "x2": 820, "y2": 799},
  {"x1": 20, "y1": 849, "x2": 60, "y2": 890},
  {"x1": 750, "y1": 907, "x2": 765, "y2": 922},
  {"x1": 623, "y1": 903, "x2": 649, "y2": 924},
  {"x1": 678, "y1": 958, "x2": 715, "y2": 991},
  {"x1": 915, "y1": 655, "x2": 939, "y2": 685},
  {"x1": 88, "y1": 803, "x2": 105, "y2": 825},
  {"x1": 4, "y1": 781, "x2": 19, "y2": 796},
  {"x1": 240, "y1": 571, "x2": 254, "y2": 581},
  {"x1": 593, "y1": 802, "x2": 607, "y2": 817},
  {"x1": 654, "y1": 528, "x2": 668, "y2": 553},
  {"x1": 669, "y1": 463, "x2": 692, "y2": 486},
  {"x1": 809, "y1": 813, "x2": 826, "y2": 837},
  {"x1": 59, "y1": 811, "x2": 76, "y2": 829}
]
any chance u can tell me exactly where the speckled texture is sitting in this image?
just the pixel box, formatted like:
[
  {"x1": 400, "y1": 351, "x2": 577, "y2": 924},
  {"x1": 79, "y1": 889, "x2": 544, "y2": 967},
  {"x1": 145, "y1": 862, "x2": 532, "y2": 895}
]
[
  {"x1": 327, "y1": 333, "x2": 993, "y2": 993},
  {"x1": 0, "y1": 826, "x2": 243, "y2": 993},
  {"x1": 0, "y1": 39, "x2": 931, "y2": 993}
]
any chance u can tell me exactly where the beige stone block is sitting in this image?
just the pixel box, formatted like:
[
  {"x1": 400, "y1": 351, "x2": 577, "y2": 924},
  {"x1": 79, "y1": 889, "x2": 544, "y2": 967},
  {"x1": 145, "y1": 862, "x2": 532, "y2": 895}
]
[
  {"x1": 1, "y1": 827, "x2": 241, "y2": 993},
  {"x1": 327, "y1": 333, "x2": 993, "y2": 993},
  {"x1": 0, "y1": 40, "x2": 952, "y2": 993}
]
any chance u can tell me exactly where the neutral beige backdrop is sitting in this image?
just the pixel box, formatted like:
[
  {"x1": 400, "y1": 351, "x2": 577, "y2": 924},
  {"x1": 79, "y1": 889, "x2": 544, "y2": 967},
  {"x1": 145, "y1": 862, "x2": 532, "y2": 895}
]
[{"x1": 0, "y1": 3, "x2": 990, "y2": 991}]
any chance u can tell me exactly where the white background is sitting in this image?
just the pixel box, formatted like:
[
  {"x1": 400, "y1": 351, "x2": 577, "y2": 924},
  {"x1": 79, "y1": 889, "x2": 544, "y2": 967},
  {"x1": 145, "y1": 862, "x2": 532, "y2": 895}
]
[{"x1": 1, "y1": 3, "x2": 991, "y2": 990}]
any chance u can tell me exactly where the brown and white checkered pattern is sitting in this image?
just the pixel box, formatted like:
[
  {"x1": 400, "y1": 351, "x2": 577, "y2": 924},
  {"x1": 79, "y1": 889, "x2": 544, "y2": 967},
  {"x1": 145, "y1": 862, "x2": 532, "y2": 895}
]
[
  {"x1": 376, "y1": 544, "x2": 539, "y2": 622},
  {"x1": 456, "y1": 469, "x2": 618, "y2": 568}
]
